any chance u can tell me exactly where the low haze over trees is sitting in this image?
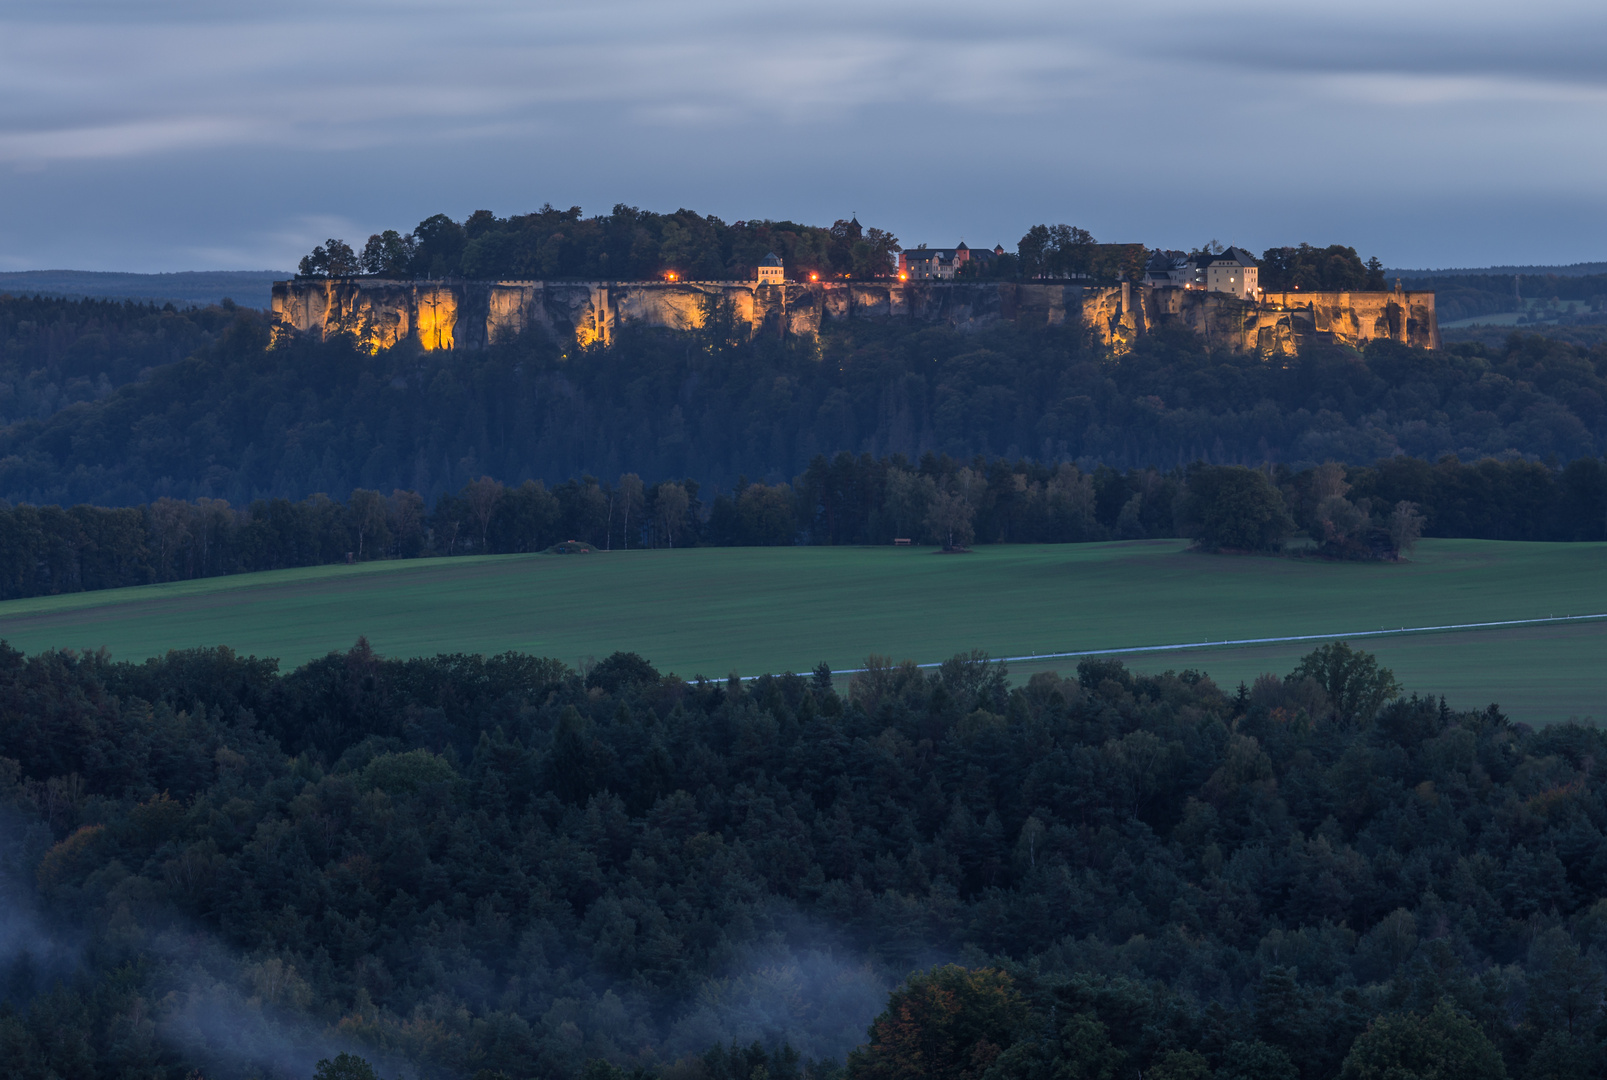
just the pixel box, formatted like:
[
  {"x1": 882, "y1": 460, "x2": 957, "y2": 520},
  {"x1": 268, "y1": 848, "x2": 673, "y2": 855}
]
[{"x1": 2, "y1": 638, "x2": 1605, "y2": 1079}]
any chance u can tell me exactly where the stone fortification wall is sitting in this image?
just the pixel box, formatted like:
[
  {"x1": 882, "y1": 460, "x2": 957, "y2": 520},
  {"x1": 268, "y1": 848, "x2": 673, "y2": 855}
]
[
  {"x1": 270, "y1": 278, "x2": 1436, "y2": 356},
  {"x1": 1258, "y1": 290, "x2": 1439, "y2": 351},
  {"x1": 1135, "y1": 288, "x2": 1438, "y2": 355}
]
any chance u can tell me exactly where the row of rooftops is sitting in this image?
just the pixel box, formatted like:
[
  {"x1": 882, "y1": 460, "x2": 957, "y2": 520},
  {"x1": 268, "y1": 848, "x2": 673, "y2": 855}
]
[
  {"x1": 755, "y1": 242, "x2": 1010, "y2": 284},
  {"x1": 753, "y1": 244, "x2": 1261, "y2": 290},
  {"x1": 899, "y1": 242, "x2": 1008, "y2": 280},
  {"x1": 1141, "y1": 247, "x2": 1258, "y2": 288}
]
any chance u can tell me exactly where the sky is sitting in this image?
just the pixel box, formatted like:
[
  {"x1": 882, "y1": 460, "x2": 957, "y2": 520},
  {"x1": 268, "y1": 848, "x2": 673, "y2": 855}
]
[{"x1": 2, "y1": 0, "x2": 1605, "y2": 273}]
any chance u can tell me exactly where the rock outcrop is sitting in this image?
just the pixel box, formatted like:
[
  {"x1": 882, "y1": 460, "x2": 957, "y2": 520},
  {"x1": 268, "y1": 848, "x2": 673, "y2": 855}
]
[{"x1": 271, "y1": 278, "x2": 1437, "y2": 356}]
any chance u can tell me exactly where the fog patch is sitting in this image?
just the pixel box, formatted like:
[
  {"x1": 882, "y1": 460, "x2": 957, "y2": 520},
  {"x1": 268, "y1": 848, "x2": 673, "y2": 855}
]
[
  {"x1": 666, "y1": 946, "x2": 889, "y2": 1063},
  {"x1": 2, "y1": 807, "x2": 410, "y2": 1079},
  {"x1": 156, "y1": 940, "x2": 417, "y2": 1080},
  {"x1": 0, "y1": 809, "x2": 80, "y2": 1002}
]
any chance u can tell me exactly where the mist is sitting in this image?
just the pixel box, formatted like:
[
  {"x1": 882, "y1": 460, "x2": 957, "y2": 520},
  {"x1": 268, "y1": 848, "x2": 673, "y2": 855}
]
[{"x1": 2, "y1": 802, "x2": 900, "y2": 1078}]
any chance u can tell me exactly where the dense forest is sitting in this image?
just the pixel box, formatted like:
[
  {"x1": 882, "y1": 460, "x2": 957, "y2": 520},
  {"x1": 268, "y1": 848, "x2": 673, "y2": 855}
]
[
  {"x1": 1, "y1": 451, "x2": 1604, "y2": 600},
  {"x1": 0, "y1": 295, "x2": 238, "y2": 427},
  {"x1": 2, "y1": 292, "x2": 1606, "y2": 509},
  {"x1": 2, "y1": 638, "x2": 1604, "y2": 1079}
]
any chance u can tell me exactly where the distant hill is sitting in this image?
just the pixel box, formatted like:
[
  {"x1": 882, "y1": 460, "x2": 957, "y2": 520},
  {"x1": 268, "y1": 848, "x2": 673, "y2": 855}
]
[
  {"x1": 1391, "y1": 262, "x2": 1607, "y2": 278},
  {"x1": 1377, "y1": 264, "x2": 1607, "y2": 326},
  {"x1": 0, "y1": 269, "x2": 286, "y2": 310}
]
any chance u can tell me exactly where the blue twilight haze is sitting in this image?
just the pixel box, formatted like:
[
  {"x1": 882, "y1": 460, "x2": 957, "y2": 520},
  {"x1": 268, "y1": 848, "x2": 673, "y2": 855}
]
[{"x1": 2, "y1": 0, "x2": 1604, "y2": 272}]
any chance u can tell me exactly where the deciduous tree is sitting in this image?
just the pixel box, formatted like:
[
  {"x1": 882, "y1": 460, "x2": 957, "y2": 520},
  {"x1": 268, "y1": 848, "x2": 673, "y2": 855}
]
[
  {"x1": 847, "y1": 966, "x2": 1028, "y2": 1080},
  {"x1": 1338, "y1": 1002, "x2": 1505, "y2": 1080},
  {"x1": 1291, "y1": 642, "x2": 1400, "y2": 726}
]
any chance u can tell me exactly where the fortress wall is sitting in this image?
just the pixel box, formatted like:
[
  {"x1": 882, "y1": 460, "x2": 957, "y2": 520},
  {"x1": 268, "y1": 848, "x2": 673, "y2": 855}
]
[
  {"x1": 1259, "y1": 290, "x2": 1439, "y2": 350},
  {"x1": 270, "y1": 279, "x2": 1437, "y2": 356}
]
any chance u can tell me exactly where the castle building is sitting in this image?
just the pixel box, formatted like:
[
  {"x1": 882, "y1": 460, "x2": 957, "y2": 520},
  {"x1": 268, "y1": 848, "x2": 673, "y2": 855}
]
[
  {"x1": 1144, "y1": 247, "x2": 1260, "y2": 299},
  {"x1": 1142, "y1": 251, "x2": 1197, "y2": 289},
  {"x1": 899, "y1": 242, "x2": 1006, "y2": 281},
  {"x1": 1200, "y1": 247, "x2": 1259, "y2": 299},
  {"x1": 757, "y1": 252, "x2": 785, "y2": 285}
]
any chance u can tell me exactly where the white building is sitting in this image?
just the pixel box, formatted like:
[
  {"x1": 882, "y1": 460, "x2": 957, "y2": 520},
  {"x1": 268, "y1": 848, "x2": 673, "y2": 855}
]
[
  {"x1": 1201, "y1": 248, "x2": 1259, "y2": 299},
  {"x1": 757, "y1": 252, "x2": 785, "y2": 285}
]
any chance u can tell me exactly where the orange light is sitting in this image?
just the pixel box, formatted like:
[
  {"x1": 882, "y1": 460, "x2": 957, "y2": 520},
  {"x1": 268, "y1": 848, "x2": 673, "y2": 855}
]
[
  {"x1": 665, "y1": 271, "x2": 679, "y2": 282},
  {"x1": 898, "y1": 272, "x2": 908, "y2": 281},
  {"x1": 809, "y1": 272, "x2": 819, "y2": 282}
]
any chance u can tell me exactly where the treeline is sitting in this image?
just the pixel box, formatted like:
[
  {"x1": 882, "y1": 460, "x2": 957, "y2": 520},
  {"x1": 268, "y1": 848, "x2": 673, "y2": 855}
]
[
  {"x1": 296, "y1": 203, "x2": 1403, "y2": 295},
  {"x1": 4, "y1": 290, "x2": 1607, "y2": 509},
  {"x1": 0, "y1": 457, "x2": 1134, "y2": 599},
  {"x1": 297, "y1": 205, "x2": 1156, "y2": 285},
  {"x1": 0, "y1": 474, "x2": 702, "y2": 599},
  {"x1": 1257, "y1": 243, "x2": 1388, "y2": 292},
  {"x1": 954, "y1": 225, "x2": 1148, "y2": 283},
  {"x1": 3, "y1": 637, "x2": 1606, "y2": 1079},
  {"x1": 299, "y1": 205, "x2": 903, "y2": 283},
  {"x1": 4, "y1": 452, "x2": 1604, "y2": 600},
  {"x1": 0, "y1": 293, "x2": 237, "y2": 427}
]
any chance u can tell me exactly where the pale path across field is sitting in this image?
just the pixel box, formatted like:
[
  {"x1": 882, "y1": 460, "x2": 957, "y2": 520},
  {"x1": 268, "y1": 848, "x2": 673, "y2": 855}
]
[
  {"x1": 835, "y1": 612, "x2": 1607, "y2": 669},
  {"x1": 0, "y1": 539, "x2": 1602, "y2": 722}
]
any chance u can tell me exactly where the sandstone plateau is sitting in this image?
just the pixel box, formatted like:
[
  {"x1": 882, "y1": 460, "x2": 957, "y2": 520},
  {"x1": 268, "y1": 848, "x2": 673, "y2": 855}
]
[{"x1": 271, "y1": 279, "x2": 1438, "y2": 356}]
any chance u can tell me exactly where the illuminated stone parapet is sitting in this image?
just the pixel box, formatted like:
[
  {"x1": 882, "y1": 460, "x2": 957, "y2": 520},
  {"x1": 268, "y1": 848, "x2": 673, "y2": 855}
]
[
  {"x1": 270, "y1": 278, "x2": 1437, "y2": 356},
  {"x1": 1140, "y1": 288, "x2": 1439, "y2": 356},
  {"x1": 1259, "y1": 290, "x2": 1439, "y2": 351}
]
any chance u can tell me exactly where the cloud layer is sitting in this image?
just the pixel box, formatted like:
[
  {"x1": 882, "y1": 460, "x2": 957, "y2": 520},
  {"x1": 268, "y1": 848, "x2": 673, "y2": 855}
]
[{"x1": 3, "y1": 0, "x2": 1604, "y2": 270}]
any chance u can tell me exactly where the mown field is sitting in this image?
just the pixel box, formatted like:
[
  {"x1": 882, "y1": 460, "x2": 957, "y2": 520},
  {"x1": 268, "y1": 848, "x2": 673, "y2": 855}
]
[{"x1": 0, "y1": 539, "x2": 1603, "y2": 723}]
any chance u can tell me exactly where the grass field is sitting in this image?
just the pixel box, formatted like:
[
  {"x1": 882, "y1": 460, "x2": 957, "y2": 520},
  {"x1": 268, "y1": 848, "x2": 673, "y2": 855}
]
[{"x1": 0, "y1": 539, "x2": 1603, "y2": 724}]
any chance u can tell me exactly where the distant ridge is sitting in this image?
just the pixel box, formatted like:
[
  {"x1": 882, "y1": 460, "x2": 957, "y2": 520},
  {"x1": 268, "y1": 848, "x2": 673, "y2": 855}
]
[
  {"x1": 1391, "y1": 262, "x2": 1607, "y2": 278},
  {"x1": 0, "y1": 269, "x2": 286, "y2": 310}
]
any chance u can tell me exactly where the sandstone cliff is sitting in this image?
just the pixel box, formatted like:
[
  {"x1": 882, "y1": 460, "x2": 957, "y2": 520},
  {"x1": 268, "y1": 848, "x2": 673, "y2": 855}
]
[{"x1": 271, "y1": 278, "x2": 1437, "y2": 356}]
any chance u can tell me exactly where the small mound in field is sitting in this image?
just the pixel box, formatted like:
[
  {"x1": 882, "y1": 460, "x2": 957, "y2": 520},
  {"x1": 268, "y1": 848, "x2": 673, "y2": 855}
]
[
  {"x1": 936, "y1": 545, "x2": 973, "y2": 554},
  {"x1": 544, "y1": 541, "x2": 596, "y2": 554}
]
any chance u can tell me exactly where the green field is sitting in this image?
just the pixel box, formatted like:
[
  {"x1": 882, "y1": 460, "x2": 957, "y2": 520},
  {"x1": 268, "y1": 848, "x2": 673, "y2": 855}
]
[{"x1": 1, "y1": 539, "x2": 1603, "y2": 723}]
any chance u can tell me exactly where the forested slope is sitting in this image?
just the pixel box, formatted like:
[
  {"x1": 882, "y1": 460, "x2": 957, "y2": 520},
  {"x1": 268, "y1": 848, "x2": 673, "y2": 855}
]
[
  {"x1": 1395, "y1": 271, "x2": 1607, "y2": 324},
  {"x1": 0, "y1": 295, "x2": 236, "y2": 429},
  {"x1": 1, "y1": 295, "x2": 1605, "y2": 508},
  {"x1": 2, "y1": 641, "x2": 1605, "y2": 1079}
]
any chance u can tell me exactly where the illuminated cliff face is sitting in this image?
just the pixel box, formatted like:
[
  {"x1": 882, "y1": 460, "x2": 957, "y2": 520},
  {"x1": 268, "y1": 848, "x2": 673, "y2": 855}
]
[
  {"x1": 487, "y1": 284, "x2": 545, "y2": 343},
  {"x1": 269, "y1": 279, "x2": 1437, "y2": 356},
  {"x1": 416, "y1": 287, "x2": 457, "y2": 351}
]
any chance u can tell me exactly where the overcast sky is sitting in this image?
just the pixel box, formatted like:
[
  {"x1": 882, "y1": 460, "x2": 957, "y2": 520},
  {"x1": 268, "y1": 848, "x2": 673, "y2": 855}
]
[{"x1": 2, "y1": 0, "x2": 1604, "y2": 272}]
